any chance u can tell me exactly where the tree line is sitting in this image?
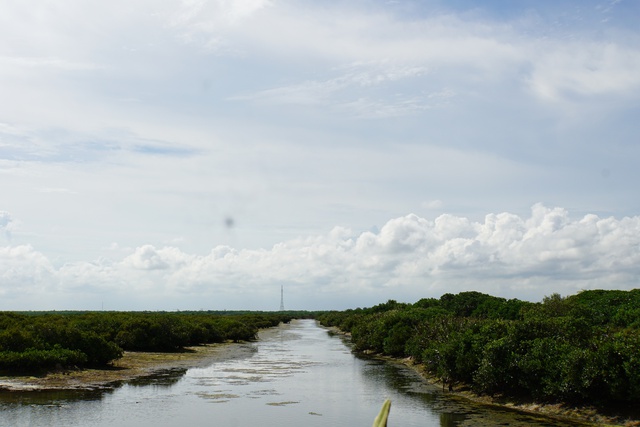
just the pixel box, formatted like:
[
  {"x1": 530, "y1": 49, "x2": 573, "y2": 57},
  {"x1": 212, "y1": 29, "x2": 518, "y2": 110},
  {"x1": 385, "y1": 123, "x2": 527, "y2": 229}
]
[
  {"x1": 0, "y1": 311, "x2": 294, "y2": 374},
  {"x1": 317, "y1": 289, "x2": 640, "y2": 408}
]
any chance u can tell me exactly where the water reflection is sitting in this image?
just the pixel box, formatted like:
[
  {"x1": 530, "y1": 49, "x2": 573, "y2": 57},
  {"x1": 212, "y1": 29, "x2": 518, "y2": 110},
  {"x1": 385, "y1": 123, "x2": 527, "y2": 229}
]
[
  {"x1": 0, "y1": 319, "x2": 589, "y2": 427},
  {"x1": 440, "y1": 412, "x2": 469, "y2": 426},
  {"x1": 0, "y1": 388, "x2": 107, "y2": 405},
  {"x1": 126, "y1": 368, "x2": 186, "y2": 388}
]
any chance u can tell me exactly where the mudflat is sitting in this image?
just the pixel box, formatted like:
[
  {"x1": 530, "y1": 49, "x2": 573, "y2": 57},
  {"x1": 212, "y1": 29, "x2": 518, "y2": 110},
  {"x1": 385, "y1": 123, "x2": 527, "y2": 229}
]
[{"x1": 0, "y1": 341, "x2": 256, "y2": 391}]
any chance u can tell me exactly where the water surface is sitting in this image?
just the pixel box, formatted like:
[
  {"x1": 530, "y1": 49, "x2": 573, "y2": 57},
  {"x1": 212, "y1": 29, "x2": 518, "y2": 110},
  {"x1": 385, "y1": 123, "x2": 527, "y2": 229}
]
[{"x1": 0, "y1": 319, "x2": 584, "y2": 427}]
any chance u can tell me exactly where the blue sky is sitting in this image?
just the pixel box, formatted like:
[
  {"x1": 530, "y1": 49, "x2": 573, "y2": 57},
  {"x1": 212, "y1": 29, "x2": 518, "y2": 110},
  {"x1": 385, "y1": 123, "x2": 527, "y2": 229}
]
[{"x1": 1, "y1": 0, "x2": 639, "y2": 310}]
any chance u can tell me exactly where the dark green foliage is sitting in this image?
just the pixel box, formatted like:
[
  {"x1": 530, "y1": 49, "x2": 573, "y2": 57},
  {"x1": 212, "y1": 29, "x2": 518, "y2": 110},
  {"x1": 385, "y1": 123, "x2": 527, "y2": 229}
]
[
  {"x1": 567, "y1": 289, "x2": 640, "y2": 326},
  {"x1": 439, "y1": 291, "x2": 531, "y2": 320},
  {"x1": 0, "y1": 327, "x2": 35, "y2": 352},
  {"x1": 315, "y1": 309, "x2": 364, "y2": 333},
  {"x1": 115, "y1": 316, "x2": 187, "y2": 352},
  {"x1": 317, "y1": 289, "x2": 640, "y2": 408},
  {"x1": 0, "y1": 347, "x2": 88, "y2": 373}
]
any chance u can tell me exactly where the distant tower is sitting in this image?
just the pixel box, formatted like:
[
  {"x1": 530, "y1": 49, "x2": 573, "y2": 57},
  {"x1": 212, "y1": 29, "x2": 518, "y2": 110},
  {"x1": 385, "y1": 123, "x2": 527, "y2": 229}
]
[{"x1": 279, "y1": 285, "x2": 285, "y2": 311}]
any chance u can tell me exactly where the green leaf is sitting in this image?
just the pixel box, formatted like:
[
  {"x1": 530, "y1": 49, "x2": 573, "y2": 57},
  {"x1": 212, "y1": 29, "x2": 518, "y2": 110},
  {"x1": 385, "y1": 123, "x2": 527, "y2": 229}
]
[{"x1": 372, "y1": 399, "x2": 391, "y2": 427}]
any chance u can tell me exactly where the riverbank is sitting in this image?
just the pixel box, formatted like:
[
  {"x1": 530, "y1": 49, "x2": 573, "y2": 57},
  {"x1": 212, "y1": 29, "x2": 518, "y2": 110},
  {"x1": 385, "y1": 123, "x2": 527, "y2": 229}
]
[
  {"x1": 0, "y1": 341, "x2": 256, "y2": 391},
  {"x1": 328, "y1": 326, "x2": 637, "y2": 427},
  {"x1": 3, "y1": 324, "x2": 637, "y2": 426},
  {"x1": 386, "y1": 354, "x2": 638, "y2": 427}
]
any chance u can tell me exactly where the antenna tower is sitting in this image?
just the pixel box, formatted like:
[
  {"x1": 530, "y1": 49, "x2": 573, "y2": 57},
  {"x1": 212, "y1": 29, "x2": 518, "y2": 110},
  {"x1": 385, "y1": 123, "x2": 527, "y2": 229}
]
[{"x1": 279, "y1": 285, "x2": 285, "y2": 311}]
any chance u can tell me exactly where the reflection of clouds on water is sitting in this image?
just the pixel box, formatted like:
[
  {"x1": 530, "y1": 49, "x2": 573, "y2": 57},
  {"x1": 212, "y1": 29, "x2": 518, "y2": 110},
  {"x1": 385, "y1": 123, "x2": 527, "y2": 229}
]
[
  {"x1": 190, "y1": 358, "x2": 319, "y2": 388},
  {"x1": 186, "y1": 322, "x2": 322, "y2": 403}
]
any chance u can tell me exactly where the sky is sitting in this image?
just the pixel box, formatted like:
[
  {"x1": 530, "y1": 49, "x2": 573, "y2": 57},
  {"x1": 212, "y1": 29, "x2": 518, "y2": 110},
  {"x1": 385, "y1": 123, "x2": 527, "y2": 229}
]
[{"x1": 1, "y1": 0, "x2": 640, "y2": 311}]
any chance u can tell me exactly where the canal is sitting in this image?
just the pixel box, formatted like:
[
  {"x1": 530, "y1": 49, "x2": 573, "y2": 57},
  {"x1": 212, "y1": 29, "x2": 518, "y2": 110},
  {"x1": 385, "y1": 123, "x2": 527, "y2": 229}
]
[{"x1": 0, "y1": 319, "x2": 584, "y2": 426}]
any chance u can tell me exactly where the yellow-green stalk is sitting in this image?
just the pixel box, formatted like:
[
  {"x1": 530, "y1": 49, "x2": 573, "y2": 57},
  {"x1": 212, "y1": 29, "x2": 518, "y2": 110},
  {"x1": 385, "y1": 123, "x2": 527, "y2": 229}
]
[{"x1": 372, "y1": 400, "x2": 391, "y2": 427}]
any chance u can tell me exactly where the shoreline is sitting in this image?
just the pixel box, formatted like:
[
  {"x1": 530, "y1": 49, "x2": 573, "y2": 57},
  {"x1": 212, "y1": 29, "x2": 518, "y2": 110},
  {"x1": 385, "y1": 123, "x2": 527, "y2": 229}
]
[
  {"x1": 0, "y1": 341, "x2": 256, "y2": 392},
  {"x1": 378, "y1": 354, "x2": 637, "y2": 427},
  {"x1": 329, "y1": 327, "x2": 636, "y2": 427}
]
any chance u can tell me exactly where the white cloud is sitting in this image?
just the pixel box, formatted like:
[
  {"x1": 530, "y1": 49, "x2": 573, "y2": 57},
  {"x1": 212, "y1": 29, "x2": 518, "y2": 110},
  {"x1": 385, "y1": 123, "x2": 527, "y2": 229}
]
[
  {"x1": 0, "y1": 211, "x2": 13, "y2": 229},
  {"x1": 0, "y1": 211, "x2": 16, "y2": 241},
  {"x1": 0, "y1": 245, "x2": 55, "y2": 298},
  {"x1": 168, "y1": 0, "x2": 273, "y2": 51},
  {"x1": 1, "y1": 2, "x2": 639, "y2": 309},
  {"x1": 172, "y1": 0, "x2": 273, "y2": 29},
  {"x1": 527, "y1": 41, "x2": 640, "y2": 102},
  {"x1": 1, "y1": 205, "x2": 639, "y2": 309},
  {"x1": 203, "y1": 2, "x2": 640, "y2": 119},
  {"x1": 123, "y1": 245, "x2": 171, "y2": 270}
]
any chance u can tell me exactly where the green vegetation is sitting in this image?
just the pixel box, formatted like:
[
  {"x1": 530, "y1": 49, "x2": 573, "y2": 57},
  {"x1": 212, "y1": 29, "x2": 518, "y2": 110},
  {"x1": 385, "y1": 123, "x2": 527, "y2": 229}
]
[
  {"x1": 317, "y1": 289, "x2": 640, "y2": 409},
  {"x1": 0, "y1": 311, "x2": 293, "y2": 374},
  {"x1": 372, "y1": 399, "x2": 391, "y2": 427},
  {"x1": 4, "y1": 290, "x2": 637, "y2": 412}
]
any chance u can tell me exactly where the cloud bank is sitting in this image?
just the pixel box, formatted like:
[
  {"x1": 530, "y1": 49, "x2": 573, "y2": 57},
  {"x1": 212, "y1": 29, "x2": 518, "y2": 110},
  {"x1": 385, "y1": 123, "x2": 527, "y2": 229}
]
[
  {"x1": 1, "y1": 1, "x2": 639, "y2": 310},
  {"x1": 2, "y1": 204, "x2": 638, "y2": 310}
]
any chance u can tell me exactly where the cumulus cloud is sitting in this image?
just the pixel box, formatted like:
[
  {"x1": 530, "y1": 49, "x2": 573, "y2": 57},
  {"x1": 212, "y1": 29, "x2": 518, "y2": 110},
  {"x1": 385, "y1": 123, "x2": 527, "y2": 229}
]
[
  {"x1": 0, "y1": 245, "x2": 55, "y2": 298},
  {"x1": 0, "y1": 1, "x2": 639, "y2": 310},
  {"x1": 1, "y1": 205, "x2": 639, "y2": 309},
  {"x1": 123, "y1": 245, "x2": 171, "y2": 270}
]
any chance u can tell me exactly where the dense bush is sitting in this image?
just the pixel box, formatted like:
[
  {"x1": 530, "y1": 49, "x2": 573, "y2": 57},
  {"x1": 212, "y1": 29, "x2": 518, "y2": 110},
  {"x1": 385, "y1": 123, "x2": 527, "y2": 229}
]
[
  {"x1": 0, "y1": 347, "x2": 88, "y2": 373},
  {"x1": 0, "y1": 311, "x2": 293, "y2": 373},
  {"x1": 317, "y1": 289, "x2": 640, "y2": 407}
]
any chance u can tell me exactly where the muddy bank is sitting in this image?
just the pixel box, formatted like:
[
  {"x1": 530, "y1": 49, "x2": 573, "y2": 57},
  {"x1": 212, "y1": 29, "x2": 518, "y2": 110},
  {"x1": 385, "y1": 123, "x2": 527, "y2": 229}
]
[{"x1": 0, "y1": 341, "x2": 256, "y2": 392}]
